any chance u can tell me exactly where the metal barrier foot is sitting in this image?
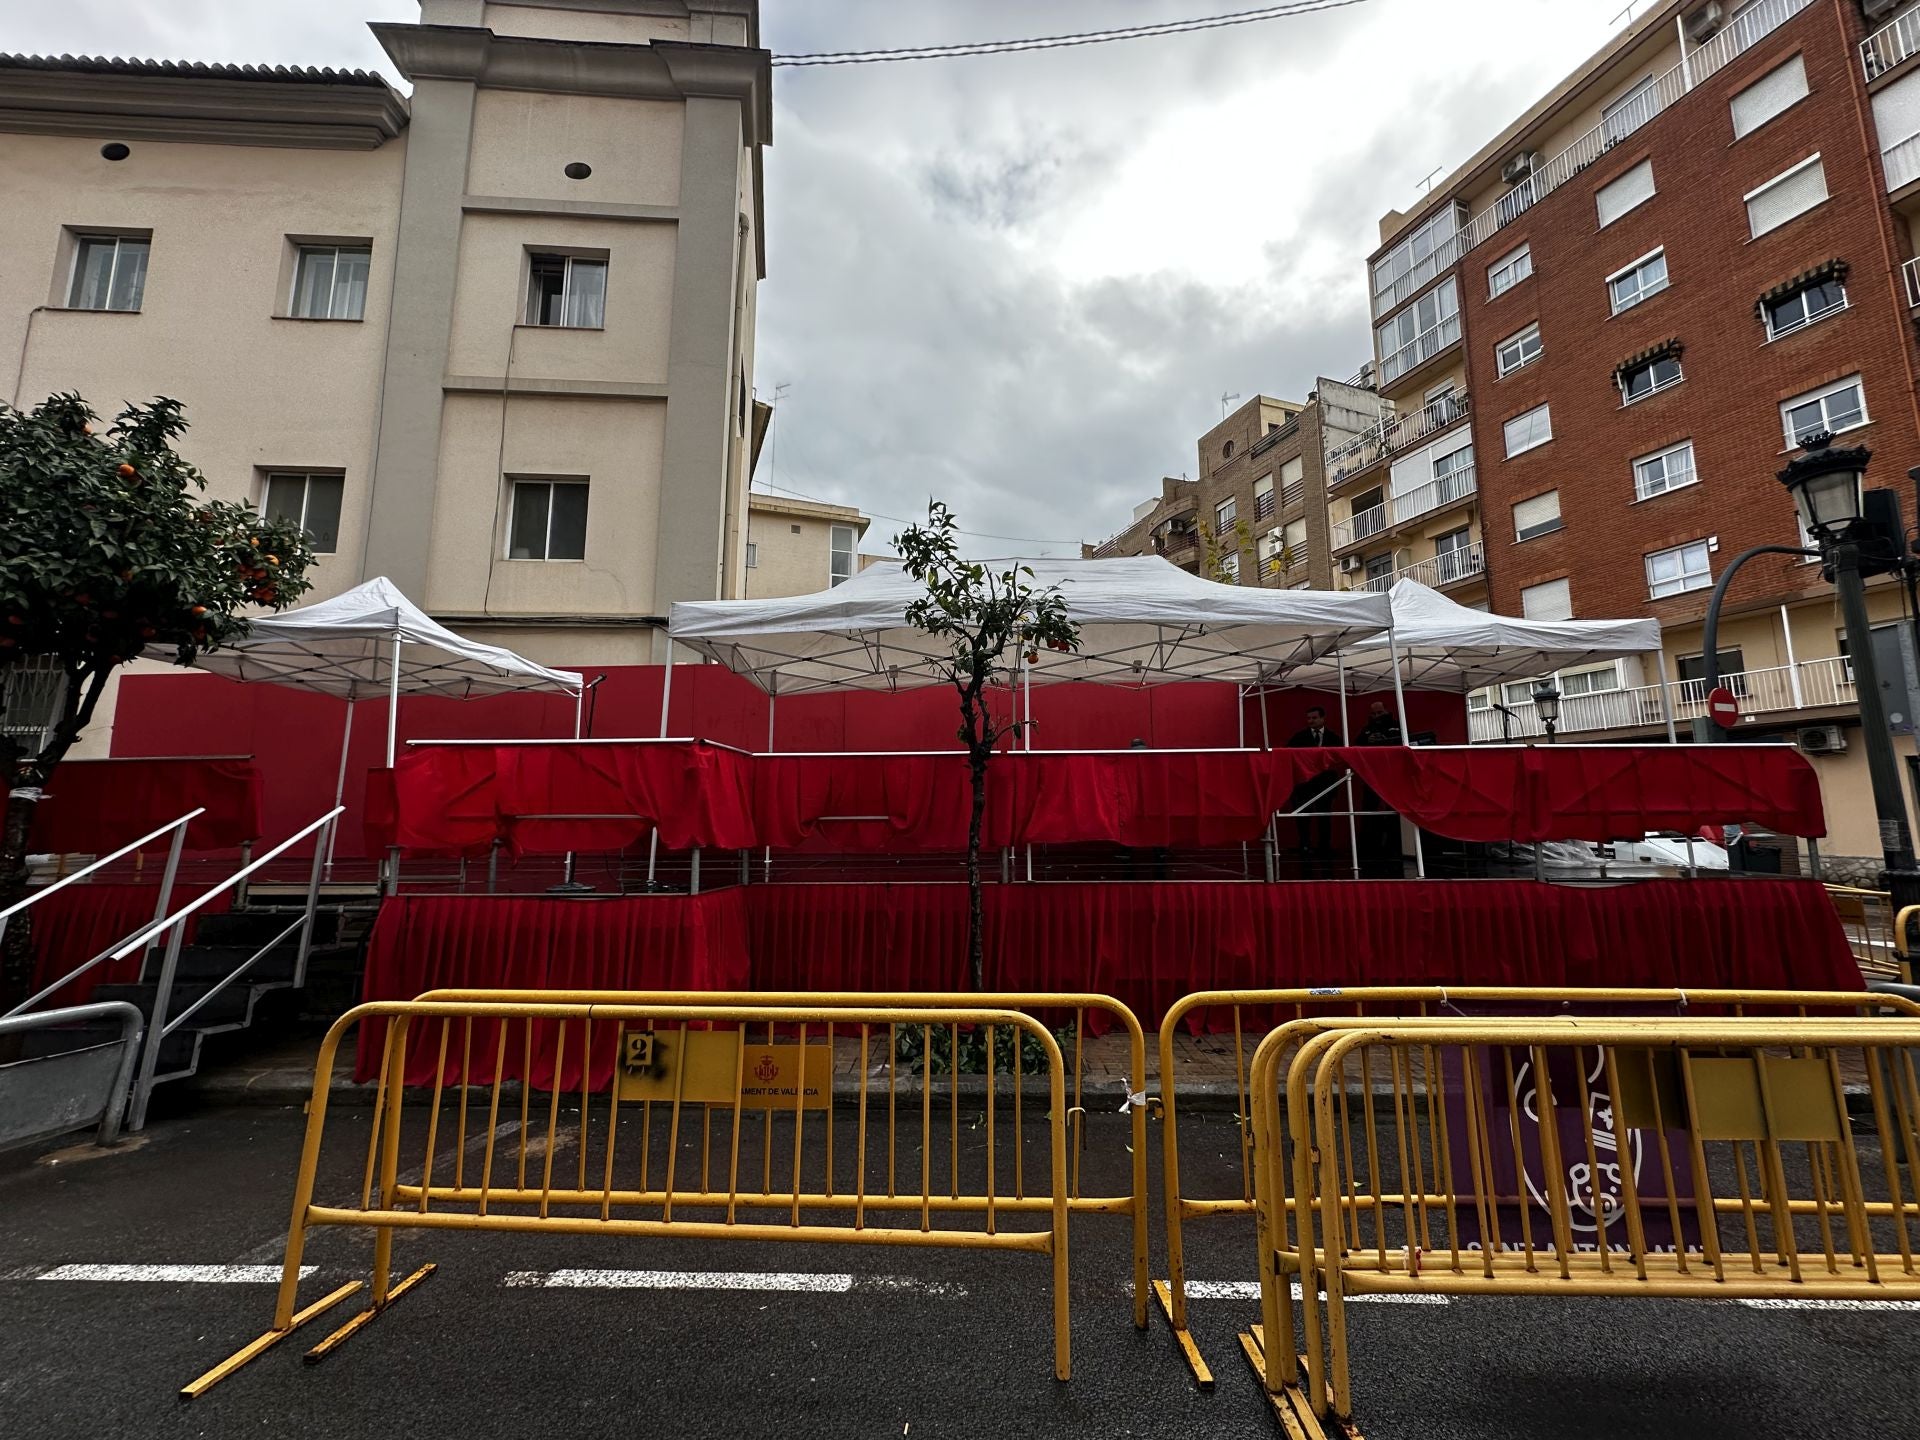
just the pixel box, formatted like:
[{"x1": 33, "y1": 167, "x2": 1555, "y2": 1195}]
[
  {"x1": 179, "y1": 1281, "x2": 364, "y2": 1401},
  {"x1": 1149, "y1": 1280, "x2": 1214, "y2": 1388},
  {"x1": 303, "y1": 1263, "x2": 438, "y2": 1364},
  {"x1": 1239, "y1": 1324, "x2": 1355, "y2": 1440}
]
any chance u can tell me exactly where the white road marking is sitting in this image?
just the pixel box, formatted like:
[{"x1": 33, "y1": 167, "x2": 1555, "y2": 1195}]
[
  {"x1": 1154, "y1": 1280, "x2": 1449, "y2": 1305},
  {"x1": 34, "y1": 1264, "x2": 316, "y2": 1284},
  {"x1": 1737, "y1": 1298, "x2": 1920, "y2": 1312},
  {"x1": 502, "y1": 1269, "x2": 966, "y2": 1296}
]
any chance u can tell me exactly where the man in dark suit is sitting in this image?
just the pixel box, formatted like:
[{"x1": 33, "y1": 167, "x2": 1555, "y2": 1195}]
[{"x1": 1285, "y1": 705, "x2": 1342, "y2": 861}]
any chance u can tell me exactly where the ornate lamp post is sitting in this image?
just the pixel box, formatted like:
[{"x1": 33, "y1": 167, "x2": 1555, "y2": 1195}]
[{"x1": 1532, "y1": 683, "x2": 1561, "y2": 744}]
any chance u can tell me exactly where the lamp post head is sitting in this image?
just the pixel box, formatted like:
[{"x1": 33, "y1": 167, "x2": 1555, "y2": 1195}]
[
  {"x1": 1532, "y1": 683, "x2": 1562, "y2": 726},
  {"x1": 1778, "y1": 434, "x2": 1870, "y2": 545}
]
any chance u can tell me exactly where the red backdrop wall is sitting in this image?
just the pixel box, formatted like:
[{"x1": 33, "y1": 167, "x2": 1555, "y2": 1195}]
[{"x1": 109, "y1": 665, "x2": 1469, "y2": 858}]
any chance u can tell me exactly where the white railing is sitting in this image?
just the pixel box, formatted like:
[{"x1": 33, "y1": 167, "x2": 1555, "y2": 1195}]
[
  {"x1": 1332, "y1": 460, "x2": 1478, "y2": 550},
  {"x1": 1326, "y1": 391, "x2": 1470, "y2": 487},
  {"x1": 1378, "y1": 310, "x2": 1461, "y2": 385},
  {"x1": 1864, "y1": 6, "x2": 1920, "y2": 81},
  {"x1": 1371, "y1": 228, "x2": 1467, "y2": 318},
  {"x1": 1467, "y1": 656, "x2": 1856, "y2": 742},
  {"x1": 1360, "y1": 539, "x2": 1485, "y2": 593},
  {"x1": 1905, "y1": 256, "x2": 1920, "y2": 309},
  {"x1": 1450, "y1": 0, "x2": 1814, "y2": 261},
  {"x1": 1886, "y1": 132, "x2": 1920, "y2": 193}
]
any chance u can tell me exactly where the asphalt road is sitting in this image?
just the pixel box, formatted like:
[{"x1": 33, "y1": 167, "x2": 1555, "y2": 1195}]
[{"x1": 3, "y1": 1103, "x2": 1918, "y2": 1440}]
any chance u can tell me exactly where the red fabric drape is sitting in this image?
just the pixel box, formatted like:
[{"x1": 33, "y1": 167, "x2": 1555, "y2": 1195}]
[
  {"x1": 32, "y1": 758, "x2": 261, "y2": 852},
  {"x1": 356, "y1": 878, "x2": 1856, "y2": 1084},
  {"x1": 385, "y1": 743, "x2": 1823, "y2": 854},
  {"x1": 354, "y1": 892, "x2": 753, "y2": 1088},
  {"x1": 27, "y1": 881, "x2": 231, "y2": 1007}
]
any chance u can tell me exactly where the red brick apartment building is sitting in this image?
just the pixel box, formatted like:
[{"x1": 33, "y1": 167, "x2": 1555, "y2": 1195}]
[{"x1": 1355, "y1": 0, "x2": 1920, "y2": 871}]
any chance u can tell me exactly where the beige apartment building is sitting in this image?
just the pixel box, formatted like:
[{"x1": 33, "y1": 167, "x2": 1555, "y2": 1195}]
[
  {"x1": 1095, "y1": 382, "x2": 1386, "y2": 590},
  {"x1": 744, "y1": 492, "x2": 870, "y2": 598},
  {"x1": 0, "y1": 0, "x2": 768, "y2": 709},
  {"x1": 1360, "y1": 0, "x2": 1920, "y2": 874}
]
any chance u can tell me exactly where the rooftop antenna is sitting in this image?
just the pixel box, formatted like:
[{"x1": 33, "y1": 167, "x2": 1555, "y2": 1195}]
[
  {"x1": 1219, "y1": 391, "x2": 1240, "y2": 418},
  {"x1": 762, "y1": 381, "x2": 791, "y2": 488},
  {"x1": 1415, "y1": 164, "x2": 1444, "y2": 196},
  {"x1": 1610, "y1": 0, "x2": 1648, "y2": 23}
]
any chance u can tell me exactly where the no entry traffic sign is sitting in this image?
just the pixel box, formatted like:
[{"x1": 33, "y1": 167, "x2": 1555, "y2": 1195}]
[{"x1": 1706, "y1": 686, "x2": 1740, "y2": 730}]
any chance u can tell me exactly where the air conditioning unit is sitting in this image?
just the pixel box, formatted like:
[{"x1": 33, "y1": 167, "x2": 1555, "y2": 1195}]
[
  {"x1": 1796, "y1": 724, "x2": 1847, "y2": 755},
  {"x1": 1340, "y1": 554, "x2": 1364, "y2": 574},
  {"x1": 1864, "y1": 0, "x2": 1902, "y2": 23},
  {"x1": 1684, "y1": 2, "x2": 1724, "y2": 43},
  {"x1": 1500, "y1": 151, "x2": 1539, "y2": 185}
]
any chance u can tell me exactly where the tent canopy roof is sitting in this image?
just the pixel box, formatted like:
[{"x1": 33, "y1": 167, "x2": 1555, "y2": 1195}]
[
  {"x1": 1291, "y1": 579, "x2": 1662, "y2": 695},
  {"x1": 192, "y1": 576, "x2": 583, "y2": 700},
  {"x1": 669, "y1": 556, "x2": 1395, "y2": 694}
]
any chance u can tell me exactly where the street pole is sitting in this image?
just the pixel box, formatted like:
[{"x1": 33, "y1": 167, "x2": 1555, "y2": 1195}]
[{"x1": 1832, "y1": 539, "x2": 1918, "y2": 883}]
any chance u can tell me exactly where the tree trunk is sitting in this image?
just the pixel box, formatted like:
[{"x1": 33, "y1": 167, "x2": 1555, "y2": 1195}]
[
  {"x1": 966, "y1": 746, "x2": 988, "y2": 992},
  {"x1": 0, "y1": 738, "x2": 38, "y2": 1006}
]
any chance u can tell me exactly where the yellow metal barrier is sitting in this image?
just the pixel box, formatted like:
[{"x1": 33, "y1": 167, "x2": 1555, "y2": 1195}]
[
  {"x1": 184, "y1": 999, "x2": 1072, "y2": 1398},
  {"x1": 1246, "y1": 1014, "x2": 1920, "y2": 1435},
  {"x1": 1154, "y1": 984, "x2": 1917, "y2": 1386},
  {"x1": 1827, "y1": 885, "x2": 1911, "y2": 984},
  {"x1": 414, "y1": 986, "x2": 1151, "y2": 1329}
]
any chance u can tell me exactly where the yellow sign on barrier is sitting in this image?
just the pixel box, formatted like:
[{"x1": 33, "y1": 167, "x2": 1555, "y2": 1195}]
[{"x1": 617, "y1": 1031, "x2": 832, "y2": 1109}]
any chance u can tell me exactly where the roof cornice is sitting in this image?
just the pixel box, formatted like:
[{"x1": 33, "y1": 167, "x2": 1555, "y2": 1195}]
[
  {"x1": 0, "y1": 61, "x2": 408, "y2": 150},
  {"x1": 374, "y1": 25, "x2": 771, "y2": 146}
]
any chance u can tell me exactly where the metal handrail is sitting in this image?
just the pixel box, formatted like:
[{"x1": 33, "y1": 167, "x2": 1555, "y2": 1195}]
[
  {"x1": 0, "y1": 1000, "x2": 144, "y2": 1149},
  {"x1": 124, "y1": 805, "x2": 342, "y2": 1132},
  {"x1": 0, "y1": 807, "x2": 205, "y2": 1020}
]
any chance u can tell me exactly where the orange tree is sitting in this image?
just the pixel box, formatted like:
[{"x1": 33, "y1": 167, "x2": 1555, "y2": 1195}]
[
  {"x1": 893, "y1": 501, "x2": 1079, "y2": 988},
  {"x1": 0, "y1": 394, "x2": 315, "y2": 999}
]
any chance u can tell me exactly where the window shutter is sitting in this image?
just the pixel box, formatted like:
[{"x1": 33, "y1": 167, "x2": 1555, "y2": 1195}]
[
  {"x1": 1596, "y1": 159, "x2": 1655, "y2": 227},
  {"x1": 1745, "y1": 157, "x2": 1826, "y2": 238},
  {"x1": 1513, "y1": 491, "x2": 1561, "y2": 537},
  {"x1": 1520, "y1": 577, "x2": 1572, "y2": 622}
]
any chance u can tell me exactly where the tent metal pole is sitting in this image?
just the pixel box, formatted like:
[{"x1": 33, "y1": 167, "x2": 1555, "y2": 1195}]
[
  {"x1": 763, "y1": 681, "x2": 776, "y2": 882},
  {"x1": 1258, "y1": 681, "x2": 1270, "y2": 750},
  {"x1": 574, "y1": 687, "x2": 585, "y2": 739},
  {"x1": 1386, "y1": 623, "x2": 1410, "y2": 740},
  {"x1": 1238, "y1": 685, "x2": 1245, "y2": 749},
  {"x1": 1338, "y1": 651, "x2": 1359, "y2": 876},
  {"x1": 385, "y1": 637, "x2": 402, "y2": 768},
  {"x1": 1655, "y1": 648, "x2": 1679, "y2": 744},
  {"x1": 326, "y1": 700, "x2": 354, "y2": 879},
  {"x1": 1022, "y1": 658, "x2": 1033, "y2": 883},
  {"x1": 647, "y1": 637, "x2": 674, "y2": 889}
]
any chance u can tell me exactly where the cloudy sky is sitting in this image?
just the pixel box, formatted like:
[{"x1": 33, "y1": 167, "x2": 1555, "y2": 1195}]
[{"x1": 12, "y1": 0, "x2": 1644, "y2": 555}]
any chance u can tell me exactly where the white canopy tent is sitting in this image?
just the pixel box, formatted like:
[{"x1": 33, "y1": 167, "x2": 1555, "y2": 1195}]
[
  {"x1": 668, "y1": 556, "x2": 1396, "y2": 696},
  {"x1": 193, "y1": 577, "x2": 583, "y2": 866}
]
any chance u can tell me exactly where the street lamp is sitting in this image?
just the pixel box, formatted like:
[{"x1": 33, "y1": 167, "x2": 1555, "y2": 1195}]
[
  {"x1": 1532, "y1": 683, "x2": 1561, "y2": 744},
  {"x1": 1774, "y1": 434, "x2": 1919, "y2": 900}
]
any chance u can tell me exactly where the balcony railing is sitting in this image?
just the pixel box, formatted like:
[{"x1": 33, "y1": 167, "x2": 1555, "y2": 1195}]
[
  {"x1": 1435, "y1": 0, "x2": 1814, "y2": 266},
  {"x1": 1326, "y1": 391, "x2": 1471, "y2": 487},
  {"x1": 1359, "y1": 539, "x2": 1485, "y2": 593},
  {"x1": 1864, "y1": 6, "x2": 1920, "y2": 81},
  {"x1": 1254, "y1": 489, "x2": 1276, "y2": 521},
  {"x1": 1467, "y1": 656, "x2": 1856, "y2": 742},
  {"x1": 1332, "y1": 461, "x2": 1478, "y2": 550},
  {"x1": 1905, "y1": 256, "x2": 1920, "y2": 309},
  {"x1": 1378, "y1": 311, "x2": 1461, "y2": 385},
  {"x1": 1371, "y1": 231, "x2": 1466, "y2": 319},
  {"x1": 1887, "y1": 132, "x2": 1920, "y2": 193}
]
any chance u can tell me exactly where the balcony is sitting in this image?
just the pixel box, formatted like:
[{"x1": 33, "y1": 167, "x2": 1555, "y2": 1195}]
[
  {"x1": 1378, "y1": 311, "x2": 1461, "y2": 386},
  {"x1": 1254, "y1": 489, "x2": 1276, "y2": 522},
  {"x1": 1332, "y1": 461, "x2": 1478, "y2": 551},
  {"x1": 1444, "y1": 0, "x2": 1812, "y2": 263},
  {"x1": 1864, "y1": 6, "x2": 1920, "y2": 81},
  {"x1": 1887, "y1": 132, "x2": 1920, "y2": 193},
  {"x1": 1359, "y1": 538, "x2": 1485, "y2": 593},
  {"x1": 1468, "y1": 657, "x2": 1856, "y2": 742},
  {"x1": 1326, "y1": 392, "x2": 1470, "y2": 488}
]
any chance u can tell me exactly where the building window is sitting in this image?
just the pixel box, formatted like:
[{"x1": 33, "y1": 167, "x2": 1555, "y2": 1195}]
[
  {"x1": 1781, "y1": 375, "x2": 1867, "y2": 447},
  {"x1": 1601, "y1": 75, "x2": 1658, "y2": 144},
  {"x1": 1763, "y1": 277, "x2": 1847, "y2": 340},
  {"x1": 507, "y1": 478, "x2": 589, "y2": 560},
  {"x1": 1633, "y1": 440, "x2": 1697, "y2": 501},
  {"x1": 1744, "y1": 155, "x2": 1827, "y2": 239},
  {"x1": 1646, "y1": 539, "x2": 1712, "y2": 598},
  {"x1": 289, "y1": 244, "x2": 370, "y2": 321},
  {"x1": 1215, "y1": 496, "x2": 1238, "y2": 530},
  {"x1": 1374, "y1": 277, "x2": 1460, "y2": 383},
  {"x1": 1502, "y1": 403, "x2": 1552, "y2": 458},
  {"x1": 1487, "y1": 243, "x2": 1533, "y2": 298},
  {"x1": 1679, "y1": 648, "x2": 1747, "y2": 698},
  {"x1": 526, "y1": 253, "x2": 607, "y2": 328},
  {"x1": 67, "y1": 232, "x2": 150, "y2": 311},
  {"x1": 1512, "y1": 490, "x2": 1562, "y2": 542},
  {"x1": 1520, "y1": 577, "x2": 1572, "y2": 622},
  {"x1": 1220, "y1": 551, "x2": 1241, "y2": 583},
  {"x1": 1433, "y1": 527, "x2": 1476, "y2": 583},
  {"x1": 1253, "y1": 474, "x2": 1275, "y2": 520},
  {"x1": 745, "y1": 541, "x2": 758, "y2": 569},
  {"x1": 1370, "y1": 202, "x2": 1463, "y2": 315},
  {"x1": 1730, "y1": 54, "x2": 1808, "y2": 141},
  {"x1": 1495, "y1": 322, "x2": 1542, "y2": 376},
  {"x1": 1596, "y1": 158, "x2": 1656, "y2": 228},
  {"x1": 1363, "y1": 553, "x2": 1394, "y2": 586},
  {"x1": 1560, "y1": 662, "x2": 1623, "y2": 698},
  {"x1": 1607, "y1": 249, "x2": 1668, "y2": 314},
  {"x1": 1618, "y1": 352, "x2": 1683, "y2": 405},
  {"x1": 261, "y1": 472, "x2": 345, "y2": 555},
  {"x1": 830, "y1": 524, "x2": 856, "y2": 586},
  {"x1": 1279, "y1": 455, "x2": 1306, "y2": 506}
]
